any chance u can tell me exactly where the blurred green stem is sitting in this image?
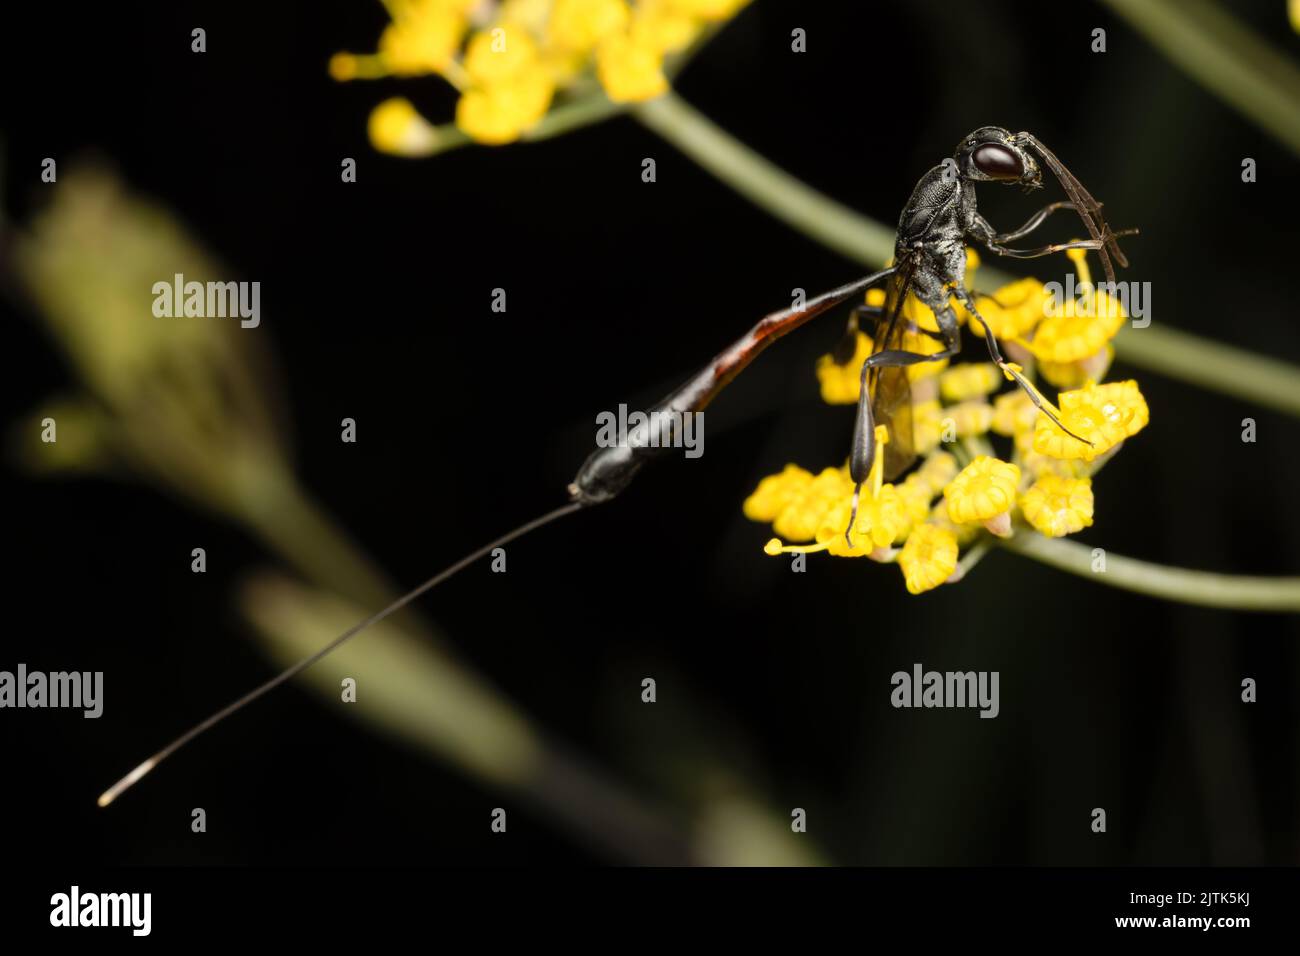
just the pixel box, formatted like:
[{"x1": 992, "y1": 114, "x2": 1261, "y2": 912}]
[
  {"x1": 1099, "y1": 0, "x2": 1300, "y2": 156},
  {"x1": 408, "y1": 93, "x2": 626, "y2": 157},
  {"x1": 243, "y1": 476, "x2": 407, "y2": 614},
  {"x1": 632, "y1": 91, "x2": 1300, "y2": 418},
  {"x1": 1000, "y1": 532, "x2": 1300, "y2": 612},
  {"x1": 635, "y1": 93, "x2": 897, "y2": 267}
]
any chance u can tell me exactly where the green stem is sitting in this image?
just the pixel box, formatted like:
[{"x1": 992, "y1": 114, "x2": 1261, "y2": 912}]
[
  {"x1": 1099, "y1": 0, "x2": 1300, "y2": 156},
  {"x1": 1000, "y1": 532, "x2": 1300, "y2": 612},
  {"x1": 951, "y1": 537, "x2": 993, "y2": 582},
  {"x1": 632, "y1": 91, "x2": 1300, "y2": 418}
]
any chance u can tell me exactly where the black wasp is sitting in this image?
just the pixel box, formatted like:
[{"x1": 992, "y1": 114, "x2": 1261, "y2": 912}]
[
  {"x1": 98, "y1": 128, "x2": 1137, "y2": 805},
  {"x1": 572, "y1": 126, "x2": 1137, "y2": 542}
]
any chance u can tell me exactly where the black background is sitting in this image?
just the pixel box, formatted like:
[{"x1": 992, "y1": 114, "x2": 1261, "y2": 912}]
[{"x1": 5, "y1": 0, "x2": 1300, "y2": 870}]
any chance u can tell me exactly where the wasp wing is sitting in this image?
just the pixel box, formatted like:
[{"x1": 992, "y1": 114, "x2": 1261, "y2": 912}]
[{"x1": 869, "y1": 255, "x2": 918, "y2": 481}]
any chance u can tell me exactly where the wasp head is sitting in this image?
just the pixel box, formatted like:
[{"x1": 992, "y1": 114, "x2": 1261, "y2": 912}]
[{"x1": 956, "y1": 127, "x2": 1041, "y2": 189}]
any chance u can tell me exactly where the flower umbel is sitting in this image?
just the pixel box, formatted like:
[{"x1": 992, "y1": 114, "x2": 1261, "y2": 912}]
[
  {"x1": 333, "y1": 0, "x2": 751, "y2": 148},
  {"x1": 747, "y1": 249, "x2": 1150, "y2": 594}
]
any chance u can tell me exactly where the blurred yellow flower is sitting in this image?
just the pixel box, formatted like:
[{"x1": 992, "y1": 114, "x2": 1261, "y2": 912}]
[
  {"x1": 898, "y1": 473, "x2": 937, "y2": 525},
  {"x1": 669, "y1": 0, "x2": 749, "y2": 17},
  {"x1": 368, "y1": 98, "x2": 441, "y2": 155},
  {"x1": 912, "y1": 398, "x2": 943, "y2": 454},
  {"x1": 1037, "y1": 344, "x2": 1113, "y2": 390},
  {"x1": 939, "y1": 362, "x2": 1000, "y2": 402},
  {"x1": 965, "y1": 277, "x2": 1049, "y2": 340},
  {"x1": 596, "y1": 30, "x2": 669, "y2": 102},
  {"x1": 915, "y1": 450, "x2": 958, "y2": 494},
  {"x1": 928, "y1": 498, "x2": 981, "y2": 547},
  {"x1": 815, "y1": 331, "x2": 870, "y2": 405},
  {"x1": 769, "y1": 467, "x2": 851, "y2": 542},
  {"x1": 991, "y1": 389, "x2": 1036, "y2": 437},
  {"x1": 380, "y1": 2, "x2": 469, "y2": 75},
  {"x1": 630, "y1": 0, "x2": 700, "y2": 53},
  {"x1": 742, "y1": 463, "x2": 813, "y2": 522},
  {"x1": 901, "y1": 327, "x2": 949, "y2": 382},
  {"x1": 945, "y1": 399, "x2": 994, "y2": 438},
  {"x1": 549, "y1": 0, "x2": 631, "y2": 53},
  {"x1": 456, "y1": 73, "x2": 556, "y2": 143},
  {"x1": 333, "y1": 0, "x2": 751, "y2": 146}
]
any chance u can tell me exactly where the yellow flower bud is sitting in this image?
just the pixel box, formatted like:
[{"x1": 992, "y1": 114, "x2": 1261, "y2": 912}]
[
  {"x1": 898, "y1": 524, "x2": 958, "y2": 595},
  {"x1": 455, "y1": 73, "x2": 555, "y2": 144},
  {"x1": 1033, "y1": 379, "x2": 1148, "y2": 462},
  {"x1": 380, "y1": 6, "x2": 468, "y2": 76},
  {"x1": 464, "y1": 24, "x2": 542, "y2": 84},
  {"x1": 742, "y1": 464, "x2": 813, "y2": 523},
  {"x1": 772, "y1": 467, "x2": 850, "y2": 542},
  {"x1": 818, "y1": 483, "x2": 911, "y2": 552},
  {"x1": 368, "y1": 98, "x2": 440, "y2": 156},
  {"x1": 596, "y1": 32, "x2": 669, "y2": 102},
  {"x1": 630, "y1": 0, "x2": 701, "y2": 54},
  {"x1": 548, "y1": 0, "x2": 631, "y2": 54},
  {"x1": 943, "y1": 456, "x2": 1020, "y2": 524},
  {"x1": 1019, "y1": 475, "x2": 1094, "y2": 538}
]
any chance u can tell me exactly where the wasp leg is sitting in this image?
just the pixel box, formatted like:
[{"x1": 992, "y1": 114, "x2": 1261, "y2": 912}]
[
  {"x1": 967, "y1": 290, "x2": 1006, "y2": 308},
  {"x1": 974, "y1": 202, "x2": 1085, "y2": 244},
  {"x1": 830, "y1": 303, "x2": 874, "y2": 364},
  {"x1": 844, "y1": 307, "x2": 961, "y2": 546},
  {"x1": 952, "y1": 288, "x2": 1094, "y2": 449},
  {"x1": 833, "y1": 303, "x2": 947, "y2": 363},
  {"x1": 980, "y1": 230, "x2": 1138, "y2": 260},
  {"x1": 853, "y1": 303, "x2": 947, "y2": 341}
]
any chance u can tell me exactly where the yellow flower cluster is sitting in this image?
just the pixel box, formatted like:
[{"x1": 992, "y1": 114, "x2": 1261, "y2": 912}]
[
  {"x1": 331, "y1": 0, "x2": 751, "y2": 149},
  {"x1": 749, "y1": 249, "x2": 1150, "y2": 594}
]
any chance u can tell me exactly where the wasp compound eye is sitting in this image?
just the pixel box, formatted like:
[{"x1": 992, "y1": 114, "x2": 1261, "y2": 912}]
[{"x1": 971, "y1": 143, "x2": 1023, "y2": 180}]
